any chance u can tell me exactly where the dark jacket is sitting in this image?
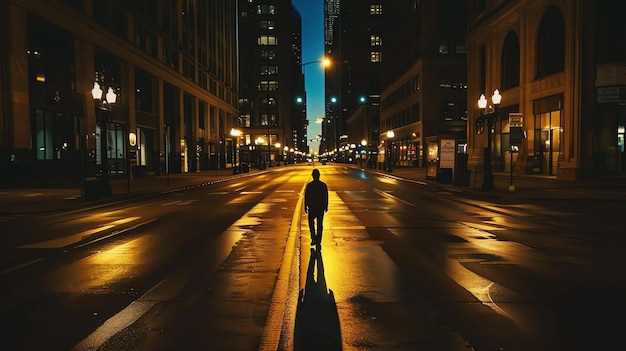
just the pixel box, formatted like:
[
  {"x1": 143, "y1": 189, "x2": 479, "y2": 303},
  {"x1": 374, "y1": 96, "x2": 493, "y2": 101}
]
[{"x1": 305, "y1": 179, "x2": 328, "y2": 213}]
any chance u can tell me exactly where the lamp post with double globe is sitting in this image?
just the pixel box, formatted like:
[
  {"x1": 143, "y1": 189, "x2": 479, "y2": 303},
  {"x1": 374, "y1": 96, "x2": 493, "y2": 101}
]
[
  {"x1": 476, "y1": 89, "x2": 501, "y2": 191},
  {"x1": 90, "y1": 81, "x2": 117, "y2": 198}
]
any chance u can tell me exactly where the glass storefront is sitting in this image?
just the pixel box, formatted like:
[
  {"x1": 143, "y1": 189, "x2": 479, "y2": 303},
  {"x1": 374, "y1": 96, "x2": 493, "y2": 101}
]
[{"x1": 533, "y1": 95, "x2": 563, "y2": 175}]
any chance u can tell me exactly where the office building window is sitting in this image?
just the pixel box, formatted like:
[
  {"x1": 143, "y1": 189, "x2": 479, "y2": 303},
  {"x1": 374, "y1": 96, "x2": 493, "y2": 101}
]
[
  {"x1": 455, "y1": 39, "x2": 467, "y2": 54},
  {"x1": 260, "y1": 113, "x2": 278, "y2": 127},
  {"x1": 258, "y1": 35, "x2": 278, "y2": 45},
  {"x1": 259, "y1": 80, "x2": 279, "y2": 91},
  {"x1": 27, "y1": 21, "x2": 75, "y2": 89},
  {"x1": 260, "y1": 20, "x2": 275, "y2": 30},
  {"x1": 33, "y1": 109, "x2": 78, "y2": 161},
  {"x1": 371, "y1": 35, "x2": 382, "y2": 46},
  {"x1": 261, "y1": 49, "x2": 277, "y2": 60},
  {"x1": 536, "y1": 6, "x2": 565, "y2": 78},
  {"x1": 240, "y1": 114, "x2": 251, "y2": 128},
  {"x1": 370, "y1": 4, "x2": 383, "y2": 15},
  {"x1": 257, "y1": 5, "x2": 276, "y2": 15},
  {"x1": 135, "y1": 69, "x2": 153, "y2": 113},
  {"x1": 439, "y1": 39, "x2": 449, "y2": 54},
  {"x1": 501, "y1": 31, "x2": 520, "y2": 90},
  {"x1": 260, "y1": 66, "x2": 279, "y2": 75},
  {"x1": 370, "y1": 51, "x2": 382, "y2": 62}
]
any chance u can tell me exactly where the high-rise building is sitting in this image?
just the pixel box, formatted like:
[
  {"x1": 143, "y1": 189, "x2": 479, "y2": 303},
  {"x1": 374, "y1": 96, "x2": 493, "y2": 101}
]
[
  {"x1": 238, "y1": 0, "x2": 306, "y2": 166},
  {"x1": 1, "y1": 0, "x2": 238, "y2": 188},
  {"x1": 323, "y1": 0, "x2": 384, "y2": 161},
  {"x1": 380, "y1": 0, "x2": 468, "y2": 172},
  {"x1": 325, "y1": 0, "x2": 467, "y2": 170}
]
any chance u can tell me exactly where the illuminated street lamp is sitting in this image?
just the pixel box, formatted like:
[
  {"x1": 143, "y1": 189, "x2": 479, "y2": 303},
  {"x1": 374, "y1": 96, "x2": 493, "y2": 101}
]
[
  {"x1": 360, "y1": 139, "x2": 367, "y2": 168},
  {"x1": 476, "y1": 89, "x2": 502, "y2": 191},
  {"x1": 386, "y1": 130, "x2": 394, "y2": 172},
  {"x1": 230, "y1": 128, "x2": 241, "y2": 174},
  {"x1": 90, "y1": 81, "x2": 117, "y2": 198}
]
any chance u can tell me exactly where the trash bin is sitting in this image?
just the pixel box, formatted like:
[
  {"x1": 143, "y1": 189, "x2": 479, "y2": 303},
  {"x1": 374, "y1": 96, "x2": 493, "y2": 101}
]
[
  {"x1": 454, "y1": 153, "x2": 469, "y2": 186},
  {"x1": 438, "y1": 168, "x2": 453, "y2": 184}
]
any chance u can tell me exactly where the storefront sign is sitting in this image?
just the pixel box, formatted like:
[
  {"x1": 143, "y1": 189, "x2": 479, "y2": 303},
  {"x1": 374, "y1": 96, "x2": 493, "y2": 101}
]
[
  {"x1": 597, "y1": 86, "x2": 626, "y2": 103},
  {"x1": 440, "y1": 139, "x2": 455, "y2": 168}
]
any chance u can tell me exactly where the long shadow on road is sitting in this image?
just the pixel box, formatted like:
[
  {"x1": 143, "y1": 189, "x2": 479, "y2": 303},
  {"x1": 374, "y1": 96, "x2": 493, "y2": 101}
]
[{"x1": 294, "y1": 247, "x2": 342, "y2": 351}]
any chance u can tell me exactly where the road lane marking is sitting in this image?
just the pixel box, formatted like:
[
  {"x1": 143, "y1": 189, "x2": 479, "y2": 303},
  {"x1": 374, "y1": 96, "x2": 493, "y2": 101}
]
[
  {"x1": 0, "y1": 258, "x2": 45, "y2": 275},
  {"x1": 373, "y1": 188, "x2": 415, "y2": 207},
  {"x1": 74, "y1": 218, "x2": 158, "y2": 249},
  {"x1": 17, "y1": 217, "x2": 141, "y2": 249},
  {"x1": 161, "y1": 200, "x2": 183, "y2": 206},
  {"x1": 259, "y1": 183, "x2": 305, "y2": 350},
  {"x1": 17, "y1": 225, "x2": 115, "y2": 249}
]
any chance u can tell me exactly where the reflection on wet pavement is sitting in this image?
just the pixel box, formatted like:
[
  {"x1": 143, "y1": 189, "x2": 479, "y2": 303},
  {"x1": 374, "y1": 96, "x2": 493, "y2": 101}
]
[{"x1": 294, "y1": 247, "x2": 341, "y2": 351}]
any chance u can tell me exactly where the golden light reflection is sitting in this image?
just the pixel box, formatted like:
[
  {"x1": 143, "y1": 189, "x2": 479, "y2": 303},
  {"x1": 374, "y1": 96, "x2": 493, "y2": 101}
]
[
  {"x1": 376, "y1": 177, "x2": 397, "y2": 185},
  {"x1": 88, "y1": 238, "x2": 143, "y2": 265},
  {"x1": 74, "y1": 237, "x2": 150, "y2": 291},
  {"x1": 75, "y1": 210, "x2": 127, "y2": 223},
  {"x1": 18, "y1": 216, "x2": 140, "y2": 249}
]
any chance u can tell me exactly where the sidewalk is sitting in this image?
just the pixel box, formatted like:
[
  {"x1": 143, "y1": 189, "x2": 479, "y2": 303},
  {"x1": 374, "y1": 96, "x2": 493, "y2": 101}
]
[
  {"x1": 0, "y1": 166, "x2": 268, "y2": 214},
  {"x1": 358, "y1": 165, "x2": 626, "y2": 201},
  {"x1": 2, "y1": 163, "x2": 625, "y2": 215}
]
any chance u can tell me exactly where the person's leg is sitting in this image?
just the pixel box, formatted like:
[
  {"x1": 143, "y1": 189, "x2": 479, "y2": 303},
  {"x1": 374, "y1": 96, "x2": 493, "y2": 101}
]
[
  {"x1": 308, "y1": 213, "x2": 316, "y2": 245},
  {"x1": 316, "y1": 211, "x2": 325, "y2": 243}
]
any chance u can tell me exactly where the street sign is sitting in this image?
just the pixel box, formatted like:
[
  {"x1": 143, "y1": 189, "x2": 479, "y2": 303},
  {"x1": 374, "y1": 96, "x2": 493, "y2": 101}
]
[{"x1": 509, "y1": 113, "x2": 523, "y2": 127}]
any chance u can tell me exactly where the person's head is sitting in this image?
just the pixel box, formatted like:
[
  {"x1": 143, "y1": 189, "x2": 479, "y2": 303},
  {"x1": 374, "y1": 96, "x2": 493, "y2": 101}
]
[{"x1": 312, "y1": 168, "x2": 320, "y2": 180}]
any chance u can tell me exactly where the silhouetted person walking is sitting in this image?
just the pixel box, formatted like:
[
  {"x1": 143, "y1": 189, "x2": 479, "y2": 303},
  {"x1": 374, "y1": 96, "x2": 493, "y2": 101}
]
[{"x1": 304, "y1": 169, "x2": 328, "y2": 246}]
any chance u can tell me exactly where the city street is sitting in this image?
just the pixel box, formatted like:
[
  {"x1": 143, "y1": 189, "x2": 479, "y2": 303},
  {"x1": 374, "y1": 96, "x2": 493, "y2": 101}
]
[{"x1": 1, "y1": 163, "x2": 625, "y2": 350}]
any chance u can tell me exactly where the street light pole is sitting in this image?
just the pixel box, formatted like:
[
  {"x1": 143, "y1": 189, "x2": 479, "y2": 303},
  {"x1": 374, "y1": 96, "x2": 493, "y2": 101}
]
[
  {"x1": 386, "y1": 130, "x2": 394, "y2": 172},
  {"x1": 231, "y1": 128, "x2": 241, "y2": 174},
  {"x1": 360, "y1": 139, "x2": 367, "y2": 168},
  {"x1": 299, "y1": 58, "x2": 330, "y2": 160},
  {"x1": 91, "y1": 82, "x2": 116, "y2": 198},
  {"x1": 477, "y1": 89, "x2": 501, "y2": 191},
  {"x1": 267, "y1": 91, "x2": 271, "y2": 168}
]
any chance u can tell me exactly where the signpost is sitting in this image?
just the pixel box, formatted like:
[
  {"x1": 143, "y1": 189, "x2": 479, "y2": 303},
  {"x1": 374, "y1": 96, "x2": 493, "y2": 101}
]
[{"x1": 508, "y1": 113, "x2": 524, "y2": 191}]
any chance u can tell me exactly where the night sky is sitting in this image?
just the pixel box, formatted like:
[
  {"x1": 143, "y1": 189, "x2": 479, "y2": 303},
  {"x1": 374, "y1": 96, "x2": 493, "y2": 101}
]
[{"x1": 292, "y1": 0, "x2": 324, "y2": 154}]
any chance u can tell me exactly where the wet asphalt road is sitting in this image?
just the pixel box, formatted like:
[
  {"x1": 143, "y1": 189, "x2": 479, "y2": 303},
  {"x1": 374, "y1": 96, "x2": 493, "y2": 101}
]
[{"x1": 0, "y1": 164, "x2": 624, "y2": 350}]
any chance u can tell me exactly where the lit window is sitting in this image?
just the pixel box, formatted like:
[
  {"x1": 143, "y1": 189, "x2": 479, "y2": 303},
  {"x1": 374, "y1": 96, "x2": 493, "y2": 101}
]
[
  {"x1": 370, "y1": 51, "x2": 382, "y2": 62},
  {"x1": 258, "y1": 80, "x2": 278, "y2": 91},
  {"x1": 257, "y1": 5, "x2": 276, "y2": 15},
  {"x1": 370, "y1": 4, "x2": 383, "y2": 15},
  {"x1": 260, "y1": 20, "x2": 275, "y2": 30},
  {"x1": 258, "y1": 35, "x2": 278, "y2": 46},
  {"x1": 439, "y1": 39, "x2": 449, "y2": 54},
  {"x1": 260, "y1": 66, "x2": 279, "y2": 75},
  {"x1": 370, "y1": 35, "x2": 382, "y2": 46}
]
